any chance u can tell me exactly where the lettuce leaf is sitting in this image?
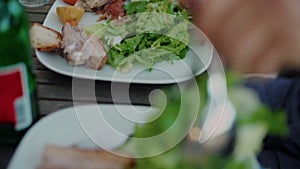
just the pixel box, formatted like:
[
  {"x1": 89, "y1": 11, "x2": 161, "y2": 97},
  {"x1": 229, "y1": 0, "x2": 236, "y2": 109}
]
[{"x1": 85, "y1": 0, "x2": 190, "y2": 72}]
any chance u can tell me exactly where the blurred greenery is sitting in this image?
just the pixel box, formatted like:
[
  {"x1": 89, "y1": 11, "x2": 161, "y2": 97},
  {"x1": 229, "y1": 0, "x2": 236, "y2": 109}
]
[{"x1": 127, "y1": 71, "x2": 288, "y2": 169}]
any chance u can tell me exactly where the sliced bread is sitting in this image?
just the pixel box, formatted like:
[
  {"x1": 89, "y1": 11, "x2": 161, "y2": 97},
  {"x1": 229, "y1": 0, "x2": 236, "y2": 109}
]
[{"x1": 30, "y1": 23, "x2": 62, "y2": 51}]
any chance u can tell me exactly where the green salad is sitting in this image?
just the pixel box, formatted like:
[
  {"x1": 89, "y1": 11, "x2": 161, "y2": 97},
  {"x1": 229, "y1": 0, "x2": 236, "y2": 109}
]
[{"x1": 85, "y1": 0, "x2": 190, "y2": 72}]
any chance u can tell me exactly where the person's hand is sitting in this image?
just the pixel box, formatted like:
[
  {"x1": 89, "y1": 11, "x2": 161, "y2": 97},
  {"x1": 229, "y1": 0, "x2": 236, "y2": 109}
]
[{"x1": 181, "y1": 0, "x2": 300, "y2": 73}]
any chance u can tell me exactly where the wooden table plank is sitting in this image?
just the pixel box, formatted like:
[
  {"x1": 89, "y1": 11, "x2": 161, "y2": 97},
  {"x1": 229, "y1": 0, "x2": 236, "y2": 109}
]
[
  {"x1": 25, "y1": 0, "x2": 54, "y2": 13},
  {"x1": 0, "y1": 143, "x2": 17, "y2": 169},
  {"x1": 33, "y1": 57, "x2": 48, "y2": 70},
  {"x1": 37, "y1": 82, "x2": 164, "y2": 104},
  {"x1": 25, "y1": 0, "x2": 55, "y2": 23},
  {"x1": 38, "y1": 100, "x2": 90, "y2": 115},
  {"x1": 35, "y1": 70, "x2": 72, "y2": 85},
  {"x1": 26, "y1": 13, "x2": 47, "y2": 24}
]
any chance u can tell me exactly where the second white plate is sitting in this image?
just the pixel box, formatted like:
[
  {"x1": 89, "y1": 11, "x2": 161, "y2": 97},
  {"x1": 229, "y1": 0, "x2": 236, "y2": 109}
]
[{"x1": 7, "y1": 104, "x2": 154, "y2": 169}]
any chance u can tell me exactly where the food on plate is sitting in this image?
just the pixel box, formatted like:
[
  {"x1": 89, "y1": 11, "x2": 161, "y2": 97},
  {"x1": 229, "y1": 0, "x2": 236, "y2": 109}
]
[
  {"x1": 33, "y1": 0, "x2": 191, "y2": 73},
  {"x1": 75, "y1": 0, "x2": 125, "y2": 21},
  {"x1": 98, "y1": 0, "x2": 125, "y2": 21},
  {"x1": 75, "y1": 0, "x2": 115, "y2": 12},
  {"x1": 56, "y1": 6, "x2": 84, "y2": 26},
  {"x1": 30, "y1": 22, "x2": 107, "y2": 70},
  {"x1": 63, "y1": 0, "x2": 78, "y2": 5},
  {"x1": 30, "y1": 23, "x2": 62, "y2": 51},
  {"x1": 62, "y1": 23, "x2": 107, "y2": 70},
  {"x1": 85, "y1": 0, "x2": 190, "y2": 72},
  {"x1": 37, "y1": 144, "x2": 135, "y2": 169}
]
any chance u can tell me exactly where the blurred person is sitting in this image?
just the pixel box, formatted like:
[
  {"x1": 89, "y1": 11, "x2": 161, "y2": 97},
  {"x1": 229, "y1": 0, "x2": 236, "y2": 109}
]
[
  {"x1": 181, "y1": 0, "x2": 300, "y2": 73},
  {"x1": 180, "y1": 0, "x2": 300, "y2": 169}
]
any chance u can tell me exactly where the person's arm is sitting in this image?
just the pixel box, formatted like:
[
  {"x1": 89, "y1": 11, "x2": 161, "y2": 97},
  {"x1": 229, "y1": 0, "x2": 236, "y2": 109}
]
[{"x1": 181, "y1": 0, "x2": 300, "y2": 73}]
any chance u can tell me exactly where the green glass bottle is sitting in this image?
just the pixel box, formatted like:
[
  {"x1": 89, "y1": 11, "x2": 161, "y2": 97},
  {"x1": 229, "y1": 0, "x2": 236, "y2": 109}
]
[{"x1": 0, "y1": 0, "x2": 38, "y2": 143}]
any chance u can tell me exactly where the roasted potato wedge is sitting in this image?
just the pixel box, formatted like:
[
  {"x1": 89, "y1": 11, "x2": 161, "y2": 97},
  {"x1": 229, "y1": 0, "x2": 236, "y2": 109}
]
[{"x1": 56, "y1": 6, "x2": 84, "y2": 26}]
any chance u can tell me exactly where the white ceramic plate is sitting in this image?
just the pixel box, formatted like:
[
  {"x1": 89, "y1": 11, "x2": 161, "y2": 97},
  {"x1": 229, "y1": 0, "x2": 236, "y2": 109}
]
[
  {"x1": 7, "y1": 104, "x2": 154, "y2": 169},
  {"x1": 36, "y1": 0, "x2": 213, "y2": 84}
]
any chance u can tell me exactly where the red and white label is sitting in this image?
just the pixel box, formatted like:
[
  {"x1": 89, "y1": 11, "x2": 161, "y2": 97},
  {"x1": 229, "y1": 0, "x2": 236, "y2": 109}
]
[{"x1": 0, "y1": 63, "x2": 32, "y2": 131}]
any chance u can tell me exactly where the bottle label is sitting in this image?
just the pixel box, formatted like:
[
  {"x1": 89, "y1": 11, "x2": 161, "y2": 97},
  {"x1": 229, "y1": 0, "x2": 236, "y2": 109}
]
[{"x1": 0, "y1": 63, "x2": 32, "y2": 131}]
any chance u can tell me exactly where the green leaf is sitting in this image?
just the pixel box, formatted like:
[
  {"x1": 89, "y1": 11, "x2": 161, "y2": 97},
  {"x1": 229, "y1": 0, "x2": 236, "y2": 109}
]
[
  {"x1": 85, "y1": 0, "x2": 191, "y2": 72},
  {"x1": 124, "y1": 1, "x2": 148, "y2": 15}
]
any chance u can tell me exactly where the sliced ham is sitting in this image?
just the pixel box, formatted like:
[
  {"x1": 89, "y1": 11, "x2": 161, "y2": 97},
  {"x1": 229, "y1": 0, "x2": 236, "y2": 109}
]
[
  {"x1": 75, "y1": 0, "x2": 116, "y2": 12},
  {"x1": 61, "y1": 23, "x2": 107, "y2": 70},
  {"x1": 37, "y1": 145, "x2": 135, "y2": 169},
  {"x1": 98, "y1": 0, "x2": 125, "y2": 21}
]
